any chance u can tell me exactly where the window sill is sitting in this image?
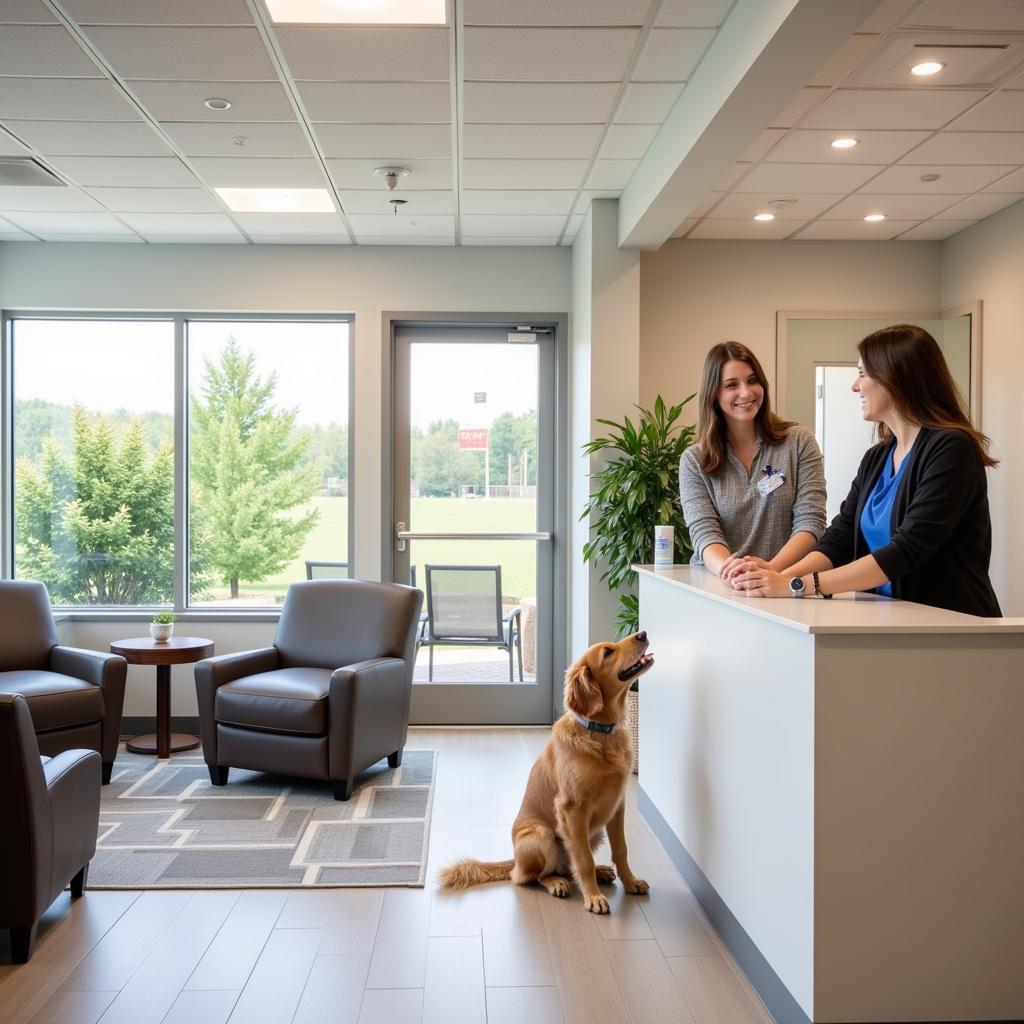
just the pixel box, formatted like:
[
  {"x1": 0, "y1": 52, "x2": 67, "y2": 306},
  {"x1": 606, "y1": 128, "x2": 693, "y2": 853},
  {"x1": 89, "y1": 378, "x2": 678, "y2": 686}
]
[{"x1": 52, "y1": 609, "x2": 282, "y2": 624}]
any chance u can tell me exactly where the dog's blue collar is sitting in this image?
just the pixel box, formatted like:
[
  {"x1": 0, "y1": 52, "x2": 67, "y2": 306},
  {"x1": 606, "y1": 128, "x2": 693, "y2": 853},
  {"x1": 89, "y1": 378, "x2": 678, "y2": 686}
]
[{"x1": 574, "y1": 714, "x2": 615, "y2": 734}]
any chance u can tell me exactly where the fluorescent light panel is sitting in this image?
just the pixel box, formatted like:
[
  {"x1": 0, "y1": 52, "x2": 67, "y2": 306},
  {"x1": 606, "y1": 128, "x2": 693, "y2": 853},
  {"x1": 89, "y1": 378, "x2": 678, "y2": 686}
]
[
  {"x1": 265, "y1": 0, "x2": 447, "y2": 24},
  {"x1": 216, "y1": 187, "x2": 334, "y2": 212}
]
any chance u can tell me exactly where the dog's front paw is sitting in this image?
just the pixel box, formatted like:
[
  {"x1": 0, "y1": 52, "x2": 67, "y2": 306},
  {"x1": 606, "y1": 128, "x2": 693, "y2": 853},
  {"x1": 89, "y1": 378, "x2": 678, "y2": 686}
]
[
  {"x1": 596, "y1": 865, "x2": 617, "y2": 884},
  {"x1": 584, "y1": 893, "x2": 610, "y2": 914},
  {"x1": 624, "y1": 877, "x2": 649, "y2": 895}
]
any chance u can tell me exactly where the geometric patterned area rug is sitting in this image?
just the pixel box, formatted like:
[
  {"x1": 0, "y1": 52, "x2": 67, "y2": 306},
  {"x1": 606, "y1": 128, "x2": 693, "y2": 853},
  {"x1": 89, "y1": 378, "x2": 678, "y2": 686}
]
[{"x1": 88, "y1": 747, "x2": 436, "y2": 889}]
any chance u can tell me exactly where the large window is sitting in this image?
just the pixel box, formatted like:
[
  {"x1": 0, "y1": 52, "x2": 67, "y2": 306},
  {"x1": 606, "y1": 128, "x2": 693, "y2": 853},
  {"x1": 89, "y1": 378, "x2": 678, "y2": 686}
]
[{"x1": 7, "y1": 315, "x2": 351, "y2": 610}]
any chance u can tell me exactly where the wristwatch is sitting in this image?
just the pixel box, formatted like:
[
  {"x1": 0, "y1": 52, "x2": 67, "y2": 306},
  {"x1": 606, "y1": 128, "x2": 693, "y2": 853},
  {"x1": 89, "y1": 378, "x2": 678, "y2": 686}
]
[{"x1": 789, "y1": 576, "x2": 806, "y2": 598}]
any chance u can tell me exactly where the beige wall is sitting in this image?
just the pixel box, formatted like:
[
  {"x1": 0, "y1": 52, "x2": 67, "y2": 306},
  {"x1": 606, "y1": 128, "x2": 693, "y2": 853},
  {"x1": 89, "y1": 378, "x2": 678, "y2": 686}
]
[{"x1": 942, "y1": 199, "x2": 1024, "y2": 615}]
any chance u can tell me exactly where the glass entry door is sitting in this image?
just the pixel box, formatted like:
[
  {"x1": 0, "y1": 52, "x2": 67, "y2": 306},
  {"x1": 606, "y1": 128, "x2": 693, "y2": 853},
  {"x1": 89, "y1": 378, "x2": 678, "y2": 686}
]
[{"x1": 391, "y1": 322, "x2": 558, "y2": 724}]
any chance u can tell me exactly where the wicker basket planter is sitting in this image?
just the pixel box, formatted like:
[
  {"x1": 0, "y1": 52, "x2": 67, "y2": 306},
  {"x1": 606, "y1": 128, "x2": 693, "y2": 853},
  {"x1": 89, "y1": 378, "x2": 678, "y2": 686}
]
[{"x1": 626, "y1": 687, "x2": 639, "y2": 774}]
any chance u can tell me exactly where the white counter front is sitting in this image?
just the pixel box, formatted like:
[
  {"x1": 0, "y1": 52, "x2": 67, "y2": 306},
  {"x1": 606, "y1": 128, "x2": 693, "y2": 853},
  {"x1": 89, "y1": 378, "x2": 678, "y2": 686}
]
[{"x1": 636, "y1": 566, "x2": 1024, "y2": 1024}]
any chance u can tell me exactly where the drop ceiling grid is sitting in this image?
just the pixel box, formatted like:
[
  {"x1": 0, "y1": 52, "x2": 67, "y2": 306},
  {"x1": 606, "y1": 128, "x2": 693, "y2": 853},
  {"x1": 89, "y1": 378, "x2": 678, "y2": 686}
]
[{"x1": 681, "y1": 5, "x2": 1024, "y2": 243}]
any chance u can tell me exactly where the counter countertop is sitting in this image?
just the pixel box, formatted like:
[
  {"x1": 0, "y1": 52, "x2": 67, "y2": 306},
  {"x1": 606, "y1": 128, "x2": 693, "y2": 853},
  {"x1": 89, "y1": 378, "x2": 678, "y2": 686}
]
[{"x1": 634, "y1": 564, "x2": 1024, "y2": 635}]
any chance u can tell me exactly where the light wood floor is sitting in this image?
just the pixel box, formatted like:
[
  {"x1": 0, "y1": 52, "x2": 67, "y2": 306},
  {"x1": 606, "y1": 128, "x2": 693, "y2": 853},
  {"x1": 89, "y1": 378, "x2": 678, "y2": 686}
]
[{"x1": 0, "y1": 728, "x2": 773, "y2": 1024}]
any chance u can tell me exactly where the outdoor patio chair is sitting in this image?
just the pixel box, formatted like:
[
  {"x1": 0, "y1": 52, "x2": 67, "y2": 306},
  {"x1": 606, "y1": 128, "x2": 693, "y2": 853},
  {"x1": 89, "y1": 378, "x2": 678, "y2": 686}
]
[
  {"x1": 418, "y1": 564, "x2": 523, "y2": 682},
  {"x1": 305, "y1": 560, "x2": 349, "y2": 580}
]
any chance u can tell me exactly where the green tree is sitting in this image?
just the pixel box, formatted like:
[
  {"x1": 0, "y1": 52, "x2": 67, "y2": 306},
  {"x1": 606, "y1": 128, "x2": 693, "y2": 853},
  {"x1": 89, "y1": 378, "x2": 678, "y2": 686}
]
[
  {"x1": 15, "y1": 408, "x2": 177, "y2": 604},
  {"x1": 190, "y1": 339, "x2": 319, "y2": 598},
  {"x1": 488, "y1": 410, "x2": 537, "y2": 486},
  {"x1": 305, "y1": 423, "x2": 348, "y2": 483},
  {"x1": 414, "y1": 419, "x2": 484, "y2": 497}
]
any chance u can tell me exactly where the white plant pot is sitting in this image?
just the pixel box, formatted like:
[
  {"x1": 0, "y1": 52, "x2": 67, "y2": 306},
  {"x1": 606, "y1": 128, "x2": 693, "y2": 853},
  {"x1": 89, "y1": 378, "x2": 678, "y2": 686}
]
[{"x1": 150, "y1": 622, "x2": 174, "y2": 642}]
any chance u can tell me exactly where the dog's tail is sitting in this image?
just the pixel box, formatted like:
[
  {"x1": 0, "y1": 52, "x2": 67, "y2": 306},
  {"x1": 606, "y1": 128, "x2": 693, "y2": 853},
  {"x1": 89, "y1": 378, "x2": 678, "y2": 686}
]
[{"x1": 439, "y1": 857, "x2": 515, "y2": 890}]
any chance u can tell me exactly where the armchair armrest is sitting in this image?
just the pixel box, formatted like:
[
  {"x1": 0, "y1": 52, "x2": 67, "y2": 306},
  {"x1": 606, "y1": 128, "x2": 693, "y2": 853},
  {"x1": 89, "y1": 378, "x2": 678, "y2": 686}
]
[
  {"x1": 44, "y1": 749, "x2": 101, "y2": 899},
  {"x1": 51, "y1": 646, "x2": 127, "y2": 771},
  {"x1": 328, "y1": 657, "x2": 410, "y2": 781}
]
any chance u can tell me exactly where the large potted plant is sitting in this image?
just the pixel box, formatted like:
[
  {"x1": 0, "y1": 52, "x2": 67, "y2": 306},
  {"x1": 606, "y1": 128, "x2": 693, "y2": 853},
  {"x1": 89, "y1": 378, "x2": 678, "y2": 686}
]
[{"x1": 581, "y1": 394, "x2": 696, "y2": 636}]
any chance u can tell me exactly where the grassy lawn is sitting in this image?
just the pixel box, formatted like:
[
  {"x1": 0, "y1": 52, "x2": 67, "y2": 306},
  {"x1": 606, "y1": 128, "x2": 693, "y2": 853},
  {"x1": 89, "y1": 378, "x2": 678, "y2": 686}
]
[{"x1": 226, "y1": 496, "x2": 539, "y2": 603}]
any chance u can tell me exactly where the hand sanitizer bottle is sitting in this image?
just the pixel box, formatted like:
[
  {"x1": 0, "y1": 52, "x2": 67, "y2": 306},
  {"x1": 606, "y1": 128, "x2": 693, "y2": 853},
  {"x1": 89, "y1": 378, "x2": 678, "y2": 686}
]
[{"x1": 654, "y1": 525, "x2": 674, "y2": 569}]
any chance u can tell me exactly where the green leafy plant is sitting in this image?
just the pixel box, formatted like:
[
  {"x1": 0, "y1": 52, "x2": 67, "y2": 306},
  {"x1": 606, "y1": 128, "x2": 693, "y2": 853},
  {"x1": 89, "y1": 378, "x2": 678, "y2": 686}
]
[
  {"x1": 581, "y1": 395, "x2": 696, "y2": 636},
  {"x1": 151, "y1": 612, "x2": 175, "y2": 624}
]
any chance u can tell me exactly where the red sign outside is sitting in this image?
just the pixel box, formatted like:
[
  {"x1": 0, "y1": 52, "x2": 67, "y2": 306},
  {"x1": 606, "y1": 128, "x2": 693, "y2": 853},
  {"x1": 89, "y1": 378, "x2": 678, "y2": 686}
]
[{"x1": 458, "y1": 428, "x2": 489, "y2": 451}]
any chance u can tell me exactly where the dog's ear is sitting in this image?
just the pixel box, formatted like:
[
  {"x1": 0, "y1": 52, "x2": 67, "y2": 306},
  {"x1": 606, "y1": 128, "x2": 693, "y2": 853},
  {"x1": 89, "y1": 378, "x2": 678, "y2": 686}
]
[{"x1": 564, "y1": 662, "x2": 603, "y2": 718}]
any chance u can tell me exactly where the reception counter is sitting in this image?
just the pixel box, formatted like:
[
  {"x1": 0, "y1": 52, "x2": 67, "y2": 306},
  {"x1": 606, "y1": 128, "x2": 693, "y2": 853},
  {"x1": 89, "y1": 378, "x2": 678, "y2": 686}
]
[{"x1": 636, "y1": 565, "x2": 1024, "y2": 1024}]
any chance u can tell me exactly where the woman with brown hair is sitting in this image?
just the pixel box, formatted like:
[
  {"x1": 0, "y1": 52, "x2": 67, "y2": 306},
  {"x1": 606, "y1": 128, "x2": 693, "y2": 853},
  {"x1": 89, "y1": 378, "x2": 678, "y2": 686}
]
[
  {"x1": 679, "y1": 341, "x2": 827, "y2": 579},
  {"x1": 733, "y1": 324, "x2": 1001, "y2": 616}
]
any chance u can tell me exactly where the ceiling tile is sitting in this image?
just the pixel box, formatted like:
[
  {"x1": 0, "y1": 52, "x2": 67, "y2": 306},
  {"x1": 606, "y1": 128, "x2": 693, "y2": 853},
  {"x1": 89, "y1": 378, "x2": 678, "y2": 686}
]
[
  {"x1": 900, "y1": 132, "x2": 1024, "y2": 164},
  {"x1": 617, "y1": 82, "x2": 683, "y2": 123},
  {"x1": 464, "y1": 27, "x2": 638, "y2": 82},
  {"x1": 0, "y1": 231, "x2": 38, "y2": 241},
  {"x1": 120, "y1": 212, "x2": 241, "y2": 235},
  {"x1": 633, "y1": 28, "x2": 716, "y2": 82},
  {"x1": 897, "y1": 219, "x2": 976, "y2": 240},
  {"x1": 766, "y1": 129, "x2": 930, "y2": 164},
  {"x1": 161, "y1": 122, "x2": 309, "y2": 158},
  {"x1": 854, "y1": 0, "x2": 919, "y2": 35},
  {"x1": 145, "y1": 234, "x2": 246, "y2": 243},
  {"x1": 0, "y1": 184, "x2": 103, "y2": 211},
  {"x1": 603, "y1": 123, "x2": 659, "y2": 159},
  {"x1": 4, "y1": 121, "x2": 173, "y2": 156},
  {"x1": 984, "y1": 167, "x2": 1024, "y2": 192},
  {"x1": 793, "y1": 218, "x2": 919, "y2": 239},
  {"x1": 245, "y1": 235, "x2": 348, "y2": 244},
  {"x1": 670, "y1": 217, "x2": 699, "y2": 237},
  {"x1": 462, "y1": 214, "x2": 566, "y2": 235},
  {"x1": 769, "y1": 87, "x2": 828, "y2": 128},
  {"x1": 129, "y1": 81, "x2": 295, "y2": 122},
  {"x1": 300, "y1": 82, "x2": 451, "y2": 123},
  {"x1": 802, "y1": 89, "x2": 988, "y2": 130},
  {"x1": 0, "y1": 26, "x2": 103, "y2": 77},
  {"x1": 461, "y1": 190, "x2": 576, "y2": 214},
  {"x1": 33, "y1": 233, "x2": 143, "y2": 242},
  {"x1": 233, "y1": 212, "x2": 351, "y2": 234},
  {"x1": 85, "y1": 187, "x2": 222, "y2": 212},
  {"x1": 62, "y1": 0, "x2": 254, "y2": 23},
  {"x1": 464, "y1": 0, "x2": 654, "y2": 25},
  {"x1": 3, "y1": 210, "x2": 136, "y2": 234},
  {"x1": 190, "y1": 157, "x2": 325, "y2": 188},
  {"x1": 277, "y1": 27, "x2": 449, "y2": 81},
  {"x1": 81, "y1": 27, "x2": 277, "y2": 80},
  {"x1": 327, "y1": 158, "x2": 451, "y2": 189},
  {"x1": 933, "y1": 193, "x2": 1024, "y2": 220},
  {"x1": 689, "y1": 218, "x2": 797, "y2": 239},
  {"x1": 741, "y1": 129, "x2": 785, "y2": 162},
  {"x1": 860, "y1": 164, "x2": 1018, "y2": 193},
  {"x1": 0, "y1": 2, "x2": 57, "y2": 23},
  {"x1": 464, "y1": 83, "x2": 618, "y2": 123},
  {"x1": 736, "y1": 162, "x2": 885, "y2": 193},
  {"x1": 463, "y1": 159, "x2": 586, "y2": 189},
  {"x1": 358, "y1": 234, "x2": 452, "y2": 245},
  {"x1": 809, "y1": 33, "x2": 880, "y2": 87},
  {"x1": 464, "y1": 123, "x2": 601, "y2": 160},
  {"x1": 946, "y1": 91, "x2": 1024, "y2": 131},
  {"x1": 689, "y1": 192, "x2": 722, "y2": 217},
  {"x1": 347, "y1": 213, "x2": 453, "y2": 237},
  {"x1": 0, "y1": 132, "x2": 31, "y2": 157},
  {"x1": 47, "y1": 155, "x2": 198, "y2": 187},
  {"x1": 464, "y1": 236, "x2": 558, "y2": 245},
  {"x1": 0, "y1": 78, "x2": 141, "y2": 120},
  {"x1": 903, "y1": 0, "x2": 1024, "y2": 31},
  {"x1": 709, "y1": 193, "x2": 845, "y2": 220},
  {"x1": 823, "y1": 192, "x2": 961, "y2": 219},
  {"x1": 587, "y1": 159, "x2": 639, "y2": 189},
  {"x1": 657, "y1": 0, "x2": 732, "y2": 28},
  {"x1": 315, "y1": 123, "x2": 451, "y2": 159},
  {"x1": 339, "y1": 189, "x2": 454, "y2": 215},
  {"x1": 714, "y1": 163, "x2": 751, "y2": 190}
]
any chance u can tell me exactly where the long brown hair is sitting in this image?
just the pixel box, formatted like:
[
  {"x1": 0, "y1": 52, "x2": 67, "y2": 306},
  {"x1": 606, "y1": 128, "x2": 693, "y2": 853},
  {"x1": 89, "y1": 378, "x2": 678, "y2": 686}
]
[
  {"x1": 858, "y1": 324, "x2": 997, "y2": 468},
  {"x1": 695, "y1": 341, "x2": 794, "y2": 475}
]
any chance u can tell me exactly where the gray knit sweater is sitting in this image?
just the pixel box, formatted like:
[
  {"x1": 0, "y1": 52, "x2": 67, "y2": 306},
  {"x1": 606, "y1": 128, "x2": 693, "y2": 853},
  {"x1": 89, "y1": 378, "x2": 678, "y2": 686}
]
[{"x1": 680, "y1": 425, "x2": 827, "y2": 564}]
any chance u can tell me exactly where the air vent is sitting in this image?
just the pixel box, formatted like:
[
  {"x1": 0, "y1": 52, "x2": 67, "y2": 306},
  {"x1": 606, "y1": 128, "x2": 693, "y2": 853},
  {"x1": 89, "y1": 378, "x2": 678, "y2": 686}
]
[{"x1": 0, "y1": 158, "x2": 66, "y2": 188}]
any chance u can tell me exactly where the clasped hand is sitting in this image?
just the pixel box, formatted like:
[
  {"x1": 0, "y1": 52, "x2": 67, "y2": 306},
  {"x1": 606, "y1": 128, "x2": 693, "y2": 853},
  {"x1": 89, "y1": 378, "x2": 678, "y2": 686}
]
[{"x1": 719, "y1": 556, "x2": 792, "y2": 598}]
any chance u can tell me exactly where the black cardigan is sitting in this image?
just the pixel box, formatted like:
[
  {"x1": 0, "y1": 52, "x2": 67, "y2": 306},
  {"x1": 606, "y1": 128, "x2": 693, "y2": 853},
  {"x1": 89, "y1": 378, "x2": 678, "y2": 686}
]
[{"x1": 815, "y1": 427, "x2": 1001, "y2": 617}]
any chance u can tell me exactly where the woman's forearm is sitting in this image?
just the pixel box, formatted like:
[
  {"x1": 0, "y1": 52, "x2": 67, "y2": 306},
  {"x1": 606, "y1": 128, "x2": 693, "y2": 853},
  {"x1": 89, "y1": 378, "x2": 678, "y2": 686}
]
[
  {"x1": 701, "y1": 543, "x2": 731, "y2": 576},
  {"x1": 814, "y1": 554, "x2": 888, "y2": 596},
  {"x1": 767, "y1": 531, "x2": 818, "y2": 573}
]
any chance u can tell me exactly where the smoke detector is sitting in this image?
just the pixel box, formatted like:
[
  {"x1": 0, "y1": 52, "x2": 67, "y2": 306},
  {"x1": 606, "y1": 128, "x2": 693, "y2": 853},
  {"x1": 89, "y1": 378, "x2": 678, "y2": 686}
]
[{"x1": 373, "y1": 165, "x2": 410, "y2": 191}]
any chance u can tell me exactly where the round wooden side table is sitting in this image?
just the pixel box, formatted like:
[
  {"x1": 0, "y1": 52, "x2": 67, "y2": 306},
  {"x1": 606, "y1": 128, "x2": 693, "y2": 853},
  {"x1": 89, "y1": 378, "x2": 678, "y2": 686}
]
[{"x1": 110, "y1": 636, "x2": 214, "y2": 759}]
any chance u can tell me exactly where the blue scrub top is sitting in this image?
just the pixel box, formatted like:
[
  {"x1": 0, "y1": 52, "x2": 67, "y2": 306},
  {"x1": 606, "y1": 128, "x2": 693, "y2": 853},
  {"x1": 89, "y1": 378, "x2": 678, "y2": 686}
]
[{"x1": 859, "y1": 444, "x2": 908, "y2": 597}]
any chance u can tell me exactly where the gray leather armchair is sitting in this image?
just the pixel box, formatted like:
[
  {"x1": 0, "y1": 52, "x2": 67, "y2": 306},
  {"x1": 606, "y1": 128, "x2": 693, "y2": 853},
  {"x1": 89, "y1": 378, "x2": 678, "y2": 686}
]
[
  {"x1": 195, "y1": 579, "x2": 423, "y2": 801},
  {"x1": 0, "y1": 580, "x2": 127, "y2": 784},
  {"x1": 0, "y1": 693, "x2": 100, "y2": 963}
]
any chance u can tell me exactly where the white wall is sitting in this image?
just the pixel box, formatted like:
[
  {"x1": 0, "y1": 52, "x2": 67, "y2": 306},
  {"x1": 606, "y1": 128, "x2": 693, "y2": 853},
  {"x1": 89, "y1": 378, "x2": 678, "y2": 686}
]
[
  {"x1": 942, "y1": 199, "x2": 1024, "y2": 615},
  {"x1": 0, "y1": 240, "x2": 571, "y2": 713}
]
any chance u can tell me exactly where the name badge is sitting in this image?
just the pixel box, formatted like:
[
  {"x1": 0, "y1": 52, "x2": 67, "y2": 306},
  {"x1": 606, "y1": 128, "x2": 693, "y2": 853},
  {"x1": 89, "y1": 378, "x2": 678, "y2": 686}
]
[{"x1": 757, "y1": 465, "x2": 785, "y2": 497}]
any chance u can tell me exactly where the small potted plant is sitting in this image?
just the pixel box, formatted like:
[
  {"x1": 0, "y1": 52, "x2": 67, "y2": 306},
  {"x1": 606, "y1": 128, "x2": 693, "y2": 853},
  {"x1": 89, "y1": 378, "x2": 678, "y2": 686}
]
[{"x1": 150, "y1": 612, "x2": 175, "y2": 642}]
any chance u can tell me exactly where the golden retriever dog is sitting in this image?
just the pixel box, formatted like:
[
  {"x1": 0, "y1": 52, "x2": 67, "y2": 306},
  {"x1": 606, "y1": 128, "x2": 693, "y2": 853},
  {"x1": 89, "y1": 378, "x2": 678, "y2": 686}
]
[{"x1": 439, "y1": 631, "x2": 653, "y2": 913}]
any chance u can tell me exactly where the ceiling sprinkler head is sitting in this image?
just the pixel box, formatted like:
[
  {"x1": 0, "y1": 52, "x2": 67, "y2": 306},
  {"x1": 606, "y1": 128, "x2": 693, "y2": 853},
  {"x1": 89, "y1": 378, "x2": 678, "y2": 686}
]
[
  {"x1": 920, "y1": 173, "x2": 942, "y2": 183},
  {"x1": 373, "y1": 165, "x2": 410, "y2": 191},
  {"x1": 389, "y1": 198, "x2": 408, "y2": 215},
  {"x1": 768, "y1": 198, "x2": 798, "y2": 210}
]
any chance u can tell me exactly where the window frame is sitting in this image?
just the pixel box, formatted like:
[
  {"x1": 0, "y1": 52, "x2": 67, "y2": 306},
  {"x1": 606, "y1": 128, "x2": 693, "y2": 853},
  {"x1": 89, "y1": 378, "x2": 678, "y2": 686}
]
[{"x1": 1, "y1": 309, "x2": 354, "y2": 620}]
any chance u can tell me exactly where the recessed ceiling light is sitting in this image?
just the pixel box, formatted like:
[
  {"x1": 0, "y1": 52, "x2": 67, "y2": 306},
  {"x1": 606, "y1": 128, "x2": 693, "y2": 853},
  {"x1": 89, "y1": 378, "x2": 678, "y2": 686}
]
[
  {"x1": 864, "y1": 213, "x2": 886, "y2": 222},
  {"x1": 215, "y1": 187, "x2": 334, "y2": 213},
  {"x1": 754, "y1": 212, "x2": 775, "y2": 222},
  {"x1": 830, "y1": 137, "x2": 859, "y2": 149},
  {"x1": 204, "y1": 97, "x2": 231, "y2": 110},
  {"x1": 265, "y1": 0, "x2": 446, "y2": 24},
  {"x1": 910, "y1": 60, "x2": 945, "y2": 77}
]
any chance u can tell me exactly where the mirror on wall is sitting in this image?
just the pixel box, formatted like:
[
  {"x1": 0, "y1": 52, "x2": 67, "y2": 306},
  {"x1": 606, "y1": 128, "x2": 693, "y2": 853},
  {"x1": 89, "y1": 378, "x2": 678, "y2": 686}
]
[{"x1": 777, "y1": 306, "x2": 980, "y2": 521}]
